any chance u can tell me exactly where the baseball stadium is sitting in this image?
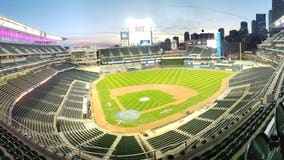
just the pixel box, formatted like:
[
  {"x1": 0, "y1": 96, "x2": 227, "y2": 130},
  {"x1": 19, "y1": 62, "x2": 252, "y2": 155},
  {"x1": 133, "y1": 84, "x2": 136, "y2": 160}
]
[{"x1": 0, "y1": 1, "x2": 284, "y2": 160}]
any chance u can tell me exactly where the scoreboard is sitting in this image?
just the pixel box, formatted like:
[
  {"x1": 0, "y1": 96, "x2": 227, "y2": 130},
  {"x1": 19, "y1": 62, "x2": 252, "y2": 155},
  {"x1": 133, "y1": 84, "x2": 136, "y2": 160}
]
[{"x1": 124, "y1": 18, "x2": 153, "y2": 46}]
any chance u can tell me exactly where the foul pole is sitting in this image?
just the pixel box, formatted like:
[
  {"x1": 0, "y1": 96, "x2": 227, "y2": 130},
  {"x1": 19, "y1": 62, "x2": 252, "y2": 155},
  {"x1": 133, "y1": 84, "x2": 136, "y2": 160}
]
[{"x1": 239, "y1": 42, "x2": 242, "y2": 61}]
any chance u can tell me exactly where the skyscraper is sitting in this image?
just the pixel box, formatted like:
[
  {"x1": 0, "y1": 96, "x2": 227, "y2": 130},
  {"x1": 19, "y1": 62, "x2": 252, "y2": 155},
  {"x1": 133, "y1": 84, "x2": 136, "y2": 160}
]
[
  {"x1": 251, "y1": 20, "x2": 258, "y2": 34},
  {"x1": 256, "y1": 14, "x2": 267, "y2": 36},
  {"x1": 272, "y1": 0, "x2": 284, "y2": 22},
  {"x1": 184, "y1": 32, "x2": 190, "y2": 42},
  {"x1": 269, "y1": 10, "x2": 273, "y2": 33},
  {"x1": 218, "y1": 28, "x2": 225, "y2": 40},
  {"x1": 229, "y1": 30, "x2": 239, "y2": 42},
  {"x1": 191, "y1": 33, "x2": 199, "y2": 40},
  {"x1": 173, "y1": 36, "x2": 179, "y2": 46},
  {"x1": 164, "y1": 38, "x2": 171, "y2": 51},
  {"x1": 240, "y1": 21, "x2": 248, "y2": 36}
]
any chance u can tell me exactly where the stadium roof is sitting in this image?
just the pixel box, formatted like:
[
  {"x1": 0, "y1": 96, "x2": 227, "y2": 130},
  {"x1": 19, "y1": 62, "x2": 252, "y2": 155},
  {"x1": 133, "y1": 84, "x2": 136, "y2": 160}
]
[
  {"x1": 0, "y1": 15, "x2": 66, "y2": 41},
  {"x1": 270, "y1": 14, "x2": 284, "y2": 29}
]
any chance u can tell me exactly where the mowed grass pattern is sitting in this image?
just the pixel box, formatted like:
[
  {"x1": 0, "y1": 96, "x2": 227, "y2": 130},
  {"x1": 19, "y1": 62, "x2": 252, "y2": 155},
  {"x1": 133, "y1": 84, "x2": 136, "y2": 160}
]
[
  {"x1": 96, "y1": 68, "x2": 232, "y2": 127},
  {"x1": 118, "y1": 90, "x2": 175, "y2": 111}
]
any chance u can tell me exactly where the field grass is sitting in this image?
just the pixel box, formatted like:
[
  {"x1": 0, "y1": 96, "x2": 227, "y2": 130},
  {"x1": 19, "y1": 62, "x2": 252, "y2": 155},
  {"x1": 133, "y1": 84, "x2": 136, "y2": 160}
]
[
  {"x1": 117, "y1": 90, "x2": 175, "y2": 112},
  {"x1": 96, "y1": 68, "x2": 232, "y2": 127}
]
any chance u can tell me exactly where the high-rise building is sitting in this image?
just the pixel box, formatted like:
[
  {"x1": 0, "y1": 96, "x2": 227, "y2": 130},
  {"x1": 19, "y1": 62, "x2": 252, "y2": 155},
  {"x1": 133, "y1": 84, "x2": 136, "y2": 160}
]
[
  {"x1": 272, "y1": 0, "x2": 284, "y2": 22},
  {"x1": 173, "y1": 36, "x2": 179, "y2": 46},
  {"x1": 269, "y1": 10, "x2": 273, "y2": 33},
  {"x1": 164, "y1": 38, "x2": 171, "y2": 51},
  {"x1": 199, "y1": 33, "x2": 214, "y2": 40},
  {"x1": 256, "y1": 13, "x2": 267, "y2": 38},
  {"x1": 184, "y1": 32, "x2": 190, "y2": 42},
  {"x1": 251, "y1": 20, "x2": 258, "y2": 34},
  {"x1": 191, "y1": 33, "x2": 199, "y2": 40},
  {"x1": 218, "y1": 28, "x2": 225, "y2": 40},
  {"x1": 240, "y1": 21, "x2": 248, "y2": 36},
  {"x1": 229, "y1": 30, "x2": 239, "y2": 42}
]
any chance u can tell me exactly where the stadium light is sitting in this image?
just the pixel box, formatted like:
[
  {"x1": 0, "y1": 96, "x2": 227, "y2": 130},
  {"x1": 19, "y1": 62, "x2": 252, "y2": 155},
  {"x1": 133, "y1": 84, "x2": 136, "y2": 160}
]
[{"x1": 125, "y1": 18, "x2": 154, "y2": 46}]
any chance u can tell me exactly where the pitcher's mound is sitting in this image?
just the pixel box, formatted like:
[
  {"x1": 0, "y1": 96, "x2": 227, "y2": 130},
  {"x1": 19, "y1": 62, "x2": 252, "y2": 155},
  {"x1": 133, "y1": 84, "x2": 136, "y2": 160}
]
[{"x1": 116, "y1": 110, "x2": 141, "y2": 121}]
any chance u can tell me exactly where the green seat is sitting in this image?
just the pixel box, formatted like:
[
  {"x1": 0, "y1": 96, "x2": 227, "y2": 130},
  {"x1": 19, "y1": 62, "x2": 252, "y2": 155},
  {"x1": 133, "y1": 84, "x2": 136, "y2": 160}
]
[
  {"x1": 245, "y1": 132, "x2": 282, "y2": 160},
  {"x1": 275, "y1": 102, "x2": 284, "y2": 149}
]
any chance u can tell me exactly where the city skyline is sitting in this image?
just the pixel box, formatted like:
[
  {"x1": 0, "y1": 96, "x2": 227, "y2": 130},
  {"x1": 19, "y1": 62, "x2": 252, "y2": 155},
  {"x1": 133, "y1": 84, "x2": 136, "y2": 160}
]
[{"x1": 0, "y1": 0, "x2": 271, "y2": 47}]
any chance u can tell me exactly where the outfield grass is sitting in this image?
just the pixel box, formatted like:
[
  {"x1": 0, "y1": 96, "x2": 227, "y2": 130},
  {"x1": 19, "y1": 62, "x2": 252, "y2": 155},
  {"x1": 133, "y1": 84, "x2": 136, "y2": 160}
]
[
  {"x1": 117, "y1": 90, "x2": 175, "y2": 112},
  {"x1": 96, "y1": 68, "x2": 232, "y2": 127}
]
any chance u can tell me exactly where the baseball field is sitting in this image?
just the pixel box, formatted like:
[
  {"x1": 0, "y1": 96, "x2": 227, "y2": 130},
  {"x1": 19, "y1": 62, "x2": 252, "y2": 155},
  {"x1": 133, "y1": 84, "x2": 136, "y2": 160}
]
[{"x1": 91, "y1": 68, "x2": 232, "y2": 131}]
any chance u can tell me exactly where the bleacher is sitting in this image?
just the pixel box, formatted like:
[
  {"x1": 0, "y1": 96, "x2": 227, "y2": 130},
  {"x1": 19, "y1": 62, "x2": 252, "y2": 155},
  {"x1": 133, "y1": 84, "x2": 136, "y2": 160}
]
[
  {"x1": 119, "y1": 47, "x2": 130, "y2": 56},
  {"x1": 198, "y1": 108, "x2": 226, "y2": 120},
  {"x1": 258, "y1": 30, "x2": 284, "y2": 59},
  {"x1": 99, "y1": 45, "x2": 161, "y2": 64},
  {"x1": 0, "y1": 42, "x2": 70, "y2": 78},
  {"x1": 191, "y1": 47, "x2": 203, "y2": 54},
  {"x1": 147, "y1": 131, "x2": 189, "y2": 153},
  {"x1": 139, "y1": 46, "x2": 150, "y2": 54},
  {"x1": 0, "y1": 63, "x2": 277, "y2": 160},
  {"x1": 60, "y1": 120, "x2": 104, "y2": 146},
  {"x1": 5, "y1": 68, "x2": 101, "y2": 158},
  {"x1": 0, "y1": 42, "x2": 67, "y2": 55},
  {"x1": 185, "y1": 46, "x2": 195, "y2": 55},
  {"x1": 185, "y1": 45, "x2": 215, "y2": 58},
  {"x1": 80, "y1": 133, "x2": 117, "y2": 157},
  {"x1": 109, "y1": 48, "x2": 121, "y2": 57},
  {"x1": 129, "y1": 47, "x2": 140, "y2": 55},
  {"x1": 114, "y1": 136, "x2": 147, "y2": 160},
  {"x1": 11, "y1": 63, "x2": 269, "y2": 160},
  {"x1": 0, "y1": 124, "x2": 50, "y2": 160},
  {"x1": 99, "y1": 48, "x2": 111, "y2": 57},
  {"x1": 267, "y1": 30, "x2": 284, "y2": 42},
  {"x1": 201, "y1": 49, "x2": 213, "y2": 57},
  {"x1": 60, "y1": 81, "x2": 89, "y2": 119},
  {"x1": 178, "y1": 119, "x2": 212, "y2": 135},
  {"x1": 149, "y1": 45, "x2": 160, "y2": 53}
]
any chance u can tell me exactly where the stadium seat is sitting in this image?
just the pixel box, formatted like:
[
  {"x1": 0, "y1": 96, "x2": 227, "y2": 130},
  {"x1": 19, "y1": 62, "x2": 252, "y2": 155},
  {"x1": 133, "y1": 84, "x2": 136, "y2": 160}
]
[
  {"x1": 244, "y1": 132, "x2": 282, "y2": 160},
  {"x1": 191, "y1": 156, "x2": 200, "y2": 160},
  {"x1": 269, "y1": 133, "x2": 280, "y2": 149},
  {"x1": 180, "y1": 150, "x2": 186, "y2": 156},
  {"x1": 2, "y1": 155, "x2": 11, "y2": 160},
  {"x1": 0, "y1": 148, "x2": 4, "y2": 158},
  {"x1": 167, "y1": 154, "x2": 174, "y2": 160},
  {"x1": 275, "y1": 101, "x2": 284, "y2": 150}
]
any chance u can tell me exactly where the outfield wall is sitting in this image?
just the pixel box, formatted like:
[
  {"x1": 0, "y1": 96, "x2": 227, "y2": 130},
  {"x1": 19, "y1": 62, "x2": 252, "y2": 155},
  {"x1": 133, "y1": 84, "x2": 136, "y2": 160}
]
[{"x1": 100, "y1": 59, "x2": 243, "y2": 73}]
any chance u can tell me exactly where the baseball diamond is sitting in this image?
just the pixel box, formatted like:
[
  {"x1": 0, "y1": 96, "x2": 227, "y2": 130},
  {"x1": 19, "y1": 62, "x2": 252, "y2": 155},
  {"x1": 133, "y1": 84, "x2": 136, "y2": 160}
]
[{"x1": 91, "y1": 68, "x2": 232, "y2": 131}]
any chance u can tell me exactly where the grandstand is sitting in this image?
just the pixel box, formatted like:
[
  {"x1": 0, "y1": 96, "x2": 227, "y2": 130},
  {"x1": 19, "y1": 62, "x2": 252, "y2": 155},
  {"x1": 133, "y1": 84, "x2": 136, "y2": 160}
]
[
  {"x1": 99, "y1": 45, "x2": 161, "y2": 64},
  {"x1": 184, "y1": 45, "x2": 215, "y2": 59},
  {"x1": 258, "y1": 30, "x2": 284, "y2": 64},
  {"x1": 0, "y1": 8, "x2": 284, "y2": 160},
  {"x1": 1, "y1": 57, "x2": 278, "y2": 160}
]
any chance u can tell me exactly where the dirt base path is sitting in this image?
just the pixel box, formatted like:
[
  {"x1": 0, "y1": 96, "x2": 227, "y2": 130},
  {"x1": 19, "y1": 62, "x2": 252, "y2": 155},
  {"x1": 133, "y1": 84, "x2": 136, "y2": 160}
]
[{"x1": 91, "y1": 76, "x2": 230, "y2": 133}]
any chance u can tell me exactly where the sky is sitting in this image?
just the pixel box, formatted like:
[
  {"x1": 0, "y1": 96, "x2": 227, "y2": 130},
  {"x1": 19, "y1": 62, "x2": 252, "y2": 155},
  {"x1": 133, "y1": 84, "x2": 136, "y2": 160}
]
[{"x1": 0, "y1": 0, "x2": 271, "y2": 48}]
